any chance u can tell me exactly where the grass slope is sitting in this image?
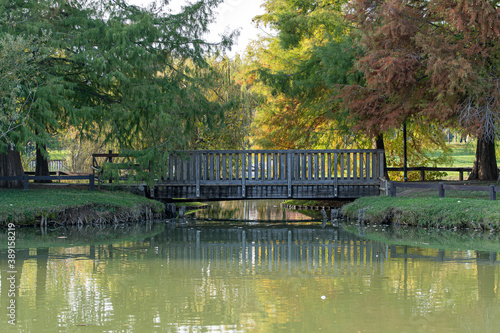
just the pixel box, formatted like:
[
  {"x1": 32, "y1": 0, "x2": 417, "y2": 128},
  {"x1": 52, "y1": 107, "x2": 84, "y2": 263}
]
[
  {"x1": 341, "y1": 195, "x2": 500, "y2": 229},
  {"x1": 0, "y1": 189, "x2": 165, "y2": 225}
]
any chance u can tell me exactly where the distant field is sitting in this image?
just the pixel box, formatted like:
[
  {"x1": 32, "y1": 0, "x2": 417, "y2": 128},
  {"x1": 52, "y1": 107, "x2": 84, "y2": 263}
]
[
  {"x1": 428, "y1": 140, "x2": 500, "y2": 180},
  {"x1": 442, "y1": 142, "x2": 476, "y2": 168}
]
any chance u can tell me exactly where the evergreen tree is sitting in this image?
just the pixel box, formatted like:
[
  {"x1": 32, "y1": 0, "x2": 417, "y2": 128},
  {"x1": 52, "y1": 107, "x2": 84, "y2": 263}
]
[
  {"x1": 248, "y1": 0, "x2": 357, "y2": 149},
  {"x1": 188, "y1": 55, "x2": 260, "y2": 150},
  {"x1": 0, "y1": 0, "x2": 236, "y2": 184}
]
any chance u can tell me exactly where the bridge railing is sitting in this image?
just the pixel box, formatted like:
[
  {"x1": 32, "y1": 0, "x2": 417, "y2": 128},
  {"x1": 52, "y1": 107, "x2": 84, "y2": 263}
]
[{"x1": 160, "y1": 149, "x2": 385, "y2": 198}]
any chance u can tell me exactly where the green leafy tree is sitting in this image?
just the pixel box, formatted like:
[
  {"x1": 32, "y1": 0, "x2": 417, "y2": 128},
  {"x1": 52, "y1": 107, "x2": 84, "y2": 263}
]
[
  {"x1": 188, "y1": 55, "x2": 260, "y2": 150},
  {"x1": 0, "y1": 0, "x2": 236, "y2": 184},
  {"x1": 246, "y1": 0, "x2": 358, "y2": 149},
  {"x1": 0, "y1": 33, "x2": 47, "y2": 186},
  {"x1": 248, "y1": 0, "x2": 451, "y2": 180}
]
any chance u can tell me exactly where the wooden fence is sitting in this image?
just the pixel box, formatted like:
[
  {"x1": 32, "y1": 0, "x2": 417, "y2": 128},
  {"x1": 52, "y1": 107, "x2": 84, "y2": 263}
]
[
  {"x1": 387, "y1": 167, "x2": 474, "y2": 181},
  {"x1": 0, "y1": 174, "x2": 95, "y2": 190},
  {"x1": 390, "y1": 181, "x2": 499, "y2": 200}
]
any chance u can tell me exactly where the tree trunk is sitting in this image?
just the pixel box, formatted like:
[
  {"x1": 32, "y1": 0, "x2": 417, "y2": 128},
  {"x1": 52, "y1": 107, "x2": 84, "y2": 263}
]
[
  {"x1": 0, "y1": 149, "x2": 25, "y2": 188},
  {"x1": 35, "y1": 143, "x2": 52, "y2": 183},
  {"x1": 468, "y1": 136, "x2": 498, "y2": 181},
  {"x1": 372, "y1": 134, "x2": 389, "y2": 180}
]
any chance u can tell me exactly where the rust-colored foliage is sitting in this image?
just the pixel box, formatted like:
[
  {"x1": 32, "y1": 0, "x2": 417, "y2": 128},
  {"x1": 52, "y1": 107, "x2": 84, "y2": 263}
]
[{"x1": 344, "y1": 0, "x2": 500, "y2": 138}]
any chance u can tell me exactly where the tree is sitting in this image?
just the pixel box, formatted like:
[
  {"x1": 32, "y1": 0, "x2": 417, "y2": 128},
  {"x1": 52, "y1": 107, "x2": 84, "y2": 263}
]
[
  {"x1": 181, "y1": 55, "x2": 260, "y2": 150},
  {"x1": 0, "y1": 0, "x2": 236, "y2": 184},
  {"x1": 347, "y1": 0, "x2": 500, "y2": 180},
  {"x1": 247, "y1": 0, "x2": 358, "y2": 149},
  {"x1": 0, "y1": 33, "x2": 48, "y2": 186},
  {"x1": 0, "y1": 34, "x2": 38, "y2": 143}
]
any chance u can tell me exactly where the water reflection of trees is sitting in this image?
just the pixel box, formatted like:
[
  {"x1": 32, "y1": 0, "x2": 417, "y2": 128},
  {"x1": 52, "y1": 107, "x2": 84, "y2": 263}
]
[
  {"x1": 1, "y1": 226, "x2": 500, "y2": 332},
  {"x1": 195, "y1": 200, "x2": 314, "y2": 221}
]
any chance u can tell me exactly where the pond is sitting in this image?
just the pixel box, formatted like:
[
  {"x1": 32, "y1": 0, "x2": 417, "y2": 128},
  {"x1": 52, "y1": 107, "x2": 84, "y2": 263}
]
[
  {"x1": 1, "y1": 200, "x2": 500, "y2": 332},
  {"x1": 192, "y1": 200, "x2": 316, "y2": 221}
]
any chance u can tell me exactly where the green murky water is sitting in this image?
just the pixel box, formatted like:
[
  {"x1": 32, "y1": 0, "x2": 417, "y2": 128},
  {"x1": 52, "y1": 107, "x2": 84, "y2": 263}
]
[{"x1": 1, "y1": 201, "x2": 500, "y2": 332}]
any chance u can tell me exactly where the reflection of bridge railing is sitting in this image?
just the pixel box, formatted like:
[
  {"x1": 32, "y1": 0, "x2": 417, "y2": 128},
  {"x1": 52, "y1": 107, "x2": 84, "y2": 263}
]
[
  {"x1": 155, "y1": 149, "x2": 386, "y2": 200},
  {"x1": 152, "y1": 227, "x2": 390, "y2": 274}
]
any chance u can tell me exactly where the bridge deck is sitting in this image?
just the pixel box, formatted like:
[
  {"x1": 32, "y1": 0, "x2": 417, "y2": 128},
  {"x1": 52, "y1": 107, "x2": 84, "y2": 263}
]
[{"x1": 153, "y1": 149, "x2": 385, "y2": 200}]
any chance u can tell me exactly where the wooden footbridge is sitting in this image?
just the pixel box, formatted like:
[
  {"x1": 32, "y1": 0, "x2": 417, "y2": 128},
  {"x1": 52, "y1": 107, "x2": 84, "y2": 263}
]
[{"x1": 148, "y1": 149, "x2": 386, "y2": 200}]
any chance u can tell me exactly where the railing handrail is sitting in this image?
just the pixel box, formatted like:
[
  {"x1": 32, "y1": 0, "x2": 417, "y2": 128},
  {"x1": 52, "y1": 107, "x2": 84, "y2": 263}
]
[
  {"x1": 92, "y1": 149, "x2": 385, "y2": 158},
  {"x1": 386, "y1": 166, "x2": 500, "y2": 181},
  {"x1": 172, "y1": 149, "x2": 385, "y2": 154},
  {"x1": 387, "y1": 166, "x2": 474, "y2": 172}
]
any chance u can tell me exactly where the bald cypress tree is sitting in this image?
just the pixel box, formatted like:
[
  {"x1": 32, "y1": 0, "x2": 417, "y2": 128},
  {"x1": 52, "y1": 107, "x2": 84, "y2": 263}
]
[
  {"x1": 0, "y1": 0, "x2": 235, "y2": 184},
  {"x1": 347, "y1": 0, "x2": 500, "y2": 180}
]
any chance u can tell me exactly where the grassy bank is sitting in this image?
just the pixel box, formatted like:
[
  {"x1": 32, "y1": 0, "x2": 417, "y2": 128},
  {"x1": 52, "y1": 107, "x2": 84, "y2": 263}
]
[
  {"x1": 0, "y1": 189, "x2": 165, "y2": 226},
  {"x1": 340, "y1": 194, "x2": 500, "y2": 229}
]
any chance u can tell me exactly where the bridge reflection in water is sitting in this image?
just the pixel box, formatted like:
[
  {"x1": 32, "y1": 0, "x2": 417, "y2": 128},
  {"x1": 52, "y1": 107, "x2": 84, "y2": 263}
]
[
  {"x1": 154, "y1": 227, "x2": 391, "y2": 275},
  {"x1": 3, "y1": 224, "x2": 499, "y2": 332}
]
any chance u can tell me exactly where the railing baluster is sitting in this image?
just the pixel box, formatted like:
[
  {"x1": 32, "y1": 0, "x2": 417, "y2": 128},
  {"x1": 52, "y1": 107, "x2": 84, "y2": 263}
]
[
  {"x1": 229, "y1": 153, "x2": 233, "y2": 181},
  {"x1": 235, "y1": 153, "x2": 240, "y2": 180},
  {"x1": 294, "y1": 153, "x2": 299, "y2": 180},
  {"x1": 327, "y1": 153, "x2": 332, "y2": 180},
  {"x1": 169, "y1": 154, "x2": 174, "y2": 180},
  {"x1": 183, "y1": 158, "x2": 188, "y2": 181},
  {"x1": 340, "y1": 153, "x2": 344, "y2": 180},
  {"x1": 302, "y1": 153, "x2": 307, "y2": 180},
  {"x1": 176, "y1": 155, "x2": 182, "y2": 181},
  {"x1": 359, "y1": 153, "x2": 364, "y2": 180},
  {"x1": 321, "y1": 153, "x2": 325, "y2": 180},
  {"x1": 280, "y1": 153, "x2": 285, "y2": 180},
  {"x1": 222, "y1": 154, "x2": 227, "y2": 181},
  {"x1": 353, "y1": 152, "x2": 357, "y2": 180},
  {"x1": 308, "y1": 153, "x2": 313, "y2": 180},
  {"x1": 347, "y1": 153, "x2": 351, "y2": 180},
  {"x1": 379, "y1": 152, "x2": 385, "y2": 179},
  {"x1": 187, "y1": 153, "x2": 192, "y2": 181},
  {"x1": 209, "y1": 154, "x2": 214, "y2": 180},
  {"x1": 248, "y1": 153, "x2": 253, "y2": 180},
  {"x1": 365, "y1": 153, "x2": 372, "y2": 179},
  {"x1": 334, "y1": 152, "x2": 338, "y2": 197},
  {"x1": 195, "y1": 153, "x2": 200, "y2": 197},
  {"x1": 314, "y1": 153, "x2": 319, "y2": 180},
  {"x1": 267, "y1": 153, "x2": 272, "y2": 180},
  {"x1": 216, "y1": 154, "x2": 220, "y2": 181},
  {"x1": 241, "y1": 153, "x2": 246, "y2": 197},
  {"x1": 254, "y1": 153, "x2": 259, "y2": 180},
  {"x1": 274, "y1": 153, "x2": 278, "y2": 180},
  {"x1": 373, "y1": 153, "x2": 377, "y2": 179},
  {"x1": 261, "y1": 153, "x2": 266, "y2": 181},
  {"x1": 287, "y1": 153, "x2": 292, "y2": 197}
]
